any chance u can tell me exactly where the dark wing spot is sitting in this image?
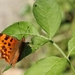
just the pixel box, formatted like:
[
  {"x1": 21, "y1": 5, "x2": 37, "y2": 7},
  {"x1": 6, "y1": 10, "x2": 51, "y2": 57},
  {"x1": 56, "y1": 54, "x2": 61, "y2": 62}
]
[
  {"x1": 5, "y1": 36, "x2": 9, "y2": 40},
  {"x1": 2, "y1": 46, "x2": 5, "y2": 49},
  {"x1": 2, "y1": 40, "x2": 4, "y2": 42},
  {"x1": 10, "y1": 38, "x2": 13, "y2": 42},
  {"x1": 4, "y1": 42, "x2": 6, "y2": 44},
  {"x1": 2, "y1": 46, "x2": 7, "y2": 52},
  {"x1": 4, "y1": 48, "x2": 7, "y2": 52},
  {"x1": 8, "y1": 43, "x2": 11, "y2": 46},
  {"x1": 10, "y1": 48, "x2": 12, "y2": 50}
]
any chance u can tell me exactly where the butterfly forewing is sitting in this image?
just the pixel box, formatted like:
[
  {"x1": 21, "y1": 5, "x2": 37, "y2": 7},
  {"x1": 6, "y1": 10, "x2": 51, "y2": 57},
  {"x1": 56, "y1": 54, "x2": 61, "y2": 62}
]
[{"x1": 0, "y1": 33, "x2": 23, "y2": 65}]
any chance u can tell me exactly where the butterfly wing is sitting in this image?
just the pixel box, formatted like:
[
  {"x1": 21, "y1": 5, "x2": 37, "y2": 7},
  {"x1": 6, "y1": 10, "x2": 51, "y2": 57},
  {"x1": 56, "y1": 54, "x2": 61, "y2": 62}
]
[
  {"x1": 8, "y1": 39, "x2": 22, "y2": 65},
  {"x1": 0, "y1": 33, "x2": 22, "y2": 65}
]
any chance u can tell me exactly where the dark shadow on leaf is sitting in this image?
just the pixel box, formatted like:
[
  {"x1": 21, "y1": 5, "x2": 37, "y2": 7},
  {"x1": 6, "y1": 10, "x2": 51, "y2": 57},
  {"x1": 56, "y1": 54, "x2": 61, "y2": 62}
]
[{"x1": 18, "y1": 42, "x2": 32, "y2": 62}]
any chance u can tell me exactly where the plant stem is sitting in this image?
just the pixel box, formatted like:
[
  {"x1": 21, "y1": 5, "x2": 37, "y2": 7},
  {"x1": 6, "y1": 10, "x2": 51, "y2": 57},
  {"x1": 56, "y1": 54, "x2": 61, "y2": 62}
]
[
  {"x1": 50, "y1": 40, "x2": 68, "y2": 60},
  {"x1": 36, "y1": 35, "x2": 75, "y2": 73},
  {"x1": 67, "y1": 46, "x2": 75, "y2": 58},
  {"x1": 49, "y1": 40, "x2": 75, "y2": 73}
]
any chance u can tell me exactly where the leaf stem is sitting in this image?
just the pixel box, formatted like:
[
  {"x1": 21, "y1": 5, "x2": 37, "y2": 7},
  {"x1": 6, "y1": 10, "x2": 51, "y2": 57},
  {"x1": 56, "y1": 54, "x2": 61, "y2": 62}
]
[
  {"x1": 67, "y1": 46, "x2": 75, "y2": 58},
  {"x1": 51, "y1": 41, "x2": 68, "y2": 60},
  {"x1": 49, "y1": 40, "x2": 75, "y2": 73},
  {"x1": 35, "y1": 35, "x2": 75, "y2": 73},
  {"x1": 38, "y1": 35, "x2": 68, "y2": 59}
]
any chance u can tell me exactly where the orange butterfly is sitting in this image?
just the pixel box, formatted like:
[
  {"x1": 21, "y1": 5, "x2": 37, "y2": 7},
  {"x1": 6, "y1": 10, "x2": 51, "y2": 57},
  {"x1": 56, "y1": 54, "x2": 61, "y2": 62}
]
[{"x1": 0, "y1": 33, "x2": 25, "y2": 66}]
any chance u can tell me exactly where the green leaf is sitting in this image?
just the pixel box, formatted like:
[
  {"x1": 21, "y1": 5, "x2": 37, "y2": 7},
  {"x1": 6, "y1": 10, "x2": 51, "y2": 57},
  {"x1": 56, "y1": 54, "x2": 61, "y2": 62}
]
[
  {"x1": 2, "y1": 21, "x2": 39, "y2": 67},
  {"x1": 33, "y1": 0, "x2": 62, "y2": 39},
  {"x1": 24, "y1": 56, "x2": 67, "y2": 75},
  {"x1": 2, "y1": 21, "x2": 39, "y2": 40},
  {"x1": 31, "y1": 36, "x2": 48, "y2": 52},
  {"x1": 2, "y1": 65, "x2": 12, "y2": 72},
  {"x1": 68, "y1": 37, "x2": 75, "y2": 56},
  {"x1": 68, "y1": 30, "x2": 75, "y2": 56}
]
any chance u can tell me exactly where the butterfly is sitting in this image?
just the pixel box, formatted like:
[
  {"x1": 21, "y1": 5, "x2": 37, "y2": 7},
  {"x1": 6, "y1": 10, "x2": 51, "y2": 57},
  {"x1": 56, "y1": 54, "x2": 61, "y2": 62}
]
[{"x1": 0, "y1": 33, "x2": 25, "y2": 66}]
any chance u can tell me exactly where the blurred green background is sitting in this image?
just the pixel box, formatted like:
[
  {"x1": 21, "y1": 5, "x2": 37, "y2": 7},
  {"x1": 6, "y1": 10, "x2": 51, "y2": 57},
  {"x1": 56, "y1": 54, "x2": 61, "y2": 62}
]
[{"x1": 0, "y1": 0, "x2": 75, "y2": 75}]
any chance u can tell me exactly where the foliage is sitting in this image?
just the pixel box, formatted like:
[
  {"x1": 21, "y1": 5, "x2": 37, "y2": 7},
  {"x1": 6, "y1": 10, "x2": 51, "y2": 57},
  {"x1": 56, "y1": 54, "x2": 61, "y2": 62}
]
[{"x1": 2, "y1": 0, "x2": 75, "y2": 75}]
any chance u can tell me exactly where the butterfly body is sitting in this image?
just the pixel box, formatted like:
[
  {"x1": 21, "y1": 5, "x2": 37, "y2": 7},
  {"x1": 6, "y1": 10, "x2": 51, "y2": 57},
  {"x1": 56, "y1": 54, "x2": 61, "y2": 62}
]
[{"x1": 0, "y1": 33, "x2": 25, "y2": 65}]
